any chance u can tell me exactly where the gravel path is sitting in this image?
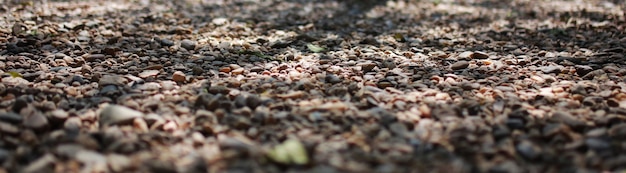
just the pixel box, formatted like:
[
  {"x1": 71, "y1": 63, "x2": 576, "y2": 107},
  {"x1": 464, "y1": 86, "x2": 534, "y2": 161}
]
[{"x1": 1, "y1": 0, "x2": 626, "y2": 172}]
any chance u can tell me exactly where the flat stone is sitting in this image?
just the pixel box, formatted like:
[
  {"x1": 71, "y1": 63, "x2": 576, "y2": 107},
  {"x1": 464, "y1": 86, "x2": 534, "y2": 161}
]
[
  {"x1": 458, "y1": 51, "x2": 473, "y2": 60},
  {"x1": 98, "y1": 75, "x2": 127, "y2": 86},
  {"x1": 75, "y1": 150, "x2": 107, "y2": 165},
  {"x1": 585, "y1": 138, "x2": 610, "y2": 151},
  {"x1": 550, "y1": 111, "x2": 584, "y2": 128},
  {"x1": 0, "y1": 121, "x2": 19, "y2": 135},
  {"x1": 450, "y1": 61, "x2": 470, "y2": 70},
  {"x1": 541, "y1": 65, "x2": 562, "y2": 74},
  {"x1": 471, "y1": 51, "x2": 489, "y2": 59},
  {"x1": 2, "y1": 76, "x2": 30, "y2": 86},
  {"x1": 138, "y1": 70, "x2": 159, "y2": 78},
  {"x1": 99, "y1": 105, "x2": 144, "y2": 126},
  {"x1": 0, "y1": 112, "x2": 22, "y2": 124},
  {"x1": 21, "y1": 154, "x2": 57, "y2": 173}
]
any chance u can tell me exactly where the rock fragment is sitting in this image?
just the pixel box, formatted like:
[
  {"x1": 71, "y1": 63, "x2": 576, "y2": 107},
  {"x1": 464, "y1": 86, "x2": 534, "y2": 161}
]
[
  {"x1": 450, "y1": 61, "x2": 470, "y2": 70},
  {"x1": 99, "y1": 105, "x2": 144, "y2": 126}
]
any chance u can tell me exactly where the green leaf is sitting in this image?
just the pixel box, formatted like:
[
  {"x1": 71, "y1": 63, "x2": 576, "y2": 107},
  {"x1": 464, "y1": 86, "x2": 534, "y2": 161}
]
[
  {"x1": 306, "y1": 44, "x2": 325, "y2": 53},
  {"x1": 267, "y1": 139, "x2": 308, "y2": 165},
  {"x1": 6, "y1": 71, "x2": 22, "y2": 78}
]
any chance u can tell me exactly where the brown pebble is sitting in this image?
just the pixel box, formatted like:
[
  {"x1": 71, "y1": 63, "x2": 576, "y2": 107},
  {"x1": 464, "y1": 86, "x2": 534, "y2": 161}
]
[{"x1": 172, "y1": 71, "x2": 186, "y2": 83}]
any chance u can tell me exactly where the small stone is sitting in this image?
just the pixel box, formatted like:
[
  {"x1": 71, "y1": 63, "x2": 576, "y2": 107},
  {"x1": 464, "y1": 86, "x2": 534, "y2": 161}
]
[
  {"x1": 358, "y1": 62, "x2": 377, "y2": 72},
  {"x1": 160, "y1": 81, "x2": 177, "y2": 91},
  {"x1": 450, "y1": 61, "x2": 469, "y2": 70},
  {"x1": 541, "y1": 65, "x2": 562, "y2": 74},
  {"x1": 144, "y1": 65, "x2": 164, "y2": 70},
  {"x1": 325, "y1": 74, "x2": 342, "y2": 84},
  {"x1": 0, "y1": 112, "x2": 23, "y2": 124},
  {"x1": 23, "y1": 112, "x2": 48, "y2": 130},
  {"x1": 212, "y1": 17, "x2": 228, "y2": 26},
  {"x1": 21, "y1": 154, "x2": 57, "y2": 173},
  {"x1": 160, "y1": 38, "x2": 174, "y2": 47},
  {"x1": 0, "y1": 148, "x2": 9, "y2": 164},
  {"x1": 138, "y1": 70, "x2": 159, "y2": 78},
  {"x1": 516, "y1": 140, "x2": 540, "y2": 160},
  {"x1": 48, "y1": 109, "x2": 69, "y2": 121},
  {"x1": 107, "y1": 154, "x2": 132, "y2": 172},
  {"x1": 208, "y1": 86, "x2": 230, "y2": 95},
  {"x1": 381, "y1": 59, "x2": 396, "y2": 69},
  {"x1": 75, "y1": 150, "x2": 107, "y2": 165},
  {"x1": 2, "y1": 76, "x2": 30, "y2": 86},
  {"x1": 470, "y1": 51, "x2": 489, "y2": 59},
  {"x1": 246, "y1": 95, "x2": 262, "y2": 109},
  {"x1": 231, "y1": 68, "x2": 244, "y2": 75},
  {"x1": 586, "y1": 128, "x2": 607, "y2": 137},
  {"x1": 585, "y1": 138, "x2": 610, "y2": 151},
  {"x1": 172, "y1": 71, "x2": 186, "y2": 83},
  {"x1": 99, "y1": 75, "x2": 127, "y2": 86},
  {"x1": 218, "y1": 41, "x2": 231, "y2": 49},
  {"x1": 575, "y1": 65, "x2": 593, "y2": 76},
  {"x1": 550, "y1": 111, "x2": 584, "y2": 128},
  {"x1": 85, "y1": 54, "x2": 106, "y2": 62},
  {"x1": 133, "y1": 118, "x2": 149, "y2": 132},
  {"x1": 99, "y1": 105, "x2": 144, "y2": 127},
  {"x1": 181, "y1": 39, "x2": 196, "y2": 50},
  {"x1": 64, "y1": 117, "x2": 82, "y2": 130},
  {"x1": 0, "y1": 121, "x2": 19, "y2": 135},
  {"x1": 219, "y1": 67, "x2": 231, "y2": 73},
  {"x1": 458, "y1": 51, "x2": 473, "y2": 60}
]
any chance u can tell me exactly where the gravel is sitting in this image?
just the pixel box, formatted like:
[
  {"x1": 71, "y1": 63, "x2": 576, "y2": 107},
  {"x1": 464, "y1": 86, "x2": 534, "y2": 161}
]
[{"x1": 1, "y1": 0, "x2": 626, "y2": 172}]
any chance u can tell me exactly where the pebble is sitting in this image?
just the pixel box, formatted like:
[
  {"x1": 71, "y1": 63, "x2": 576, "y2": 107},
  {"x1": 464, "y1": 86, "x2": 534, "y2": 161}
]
[
  {"x1": 0, "y1": 112, "x2": 23, "y2": 124},
  {"x1": 550, "y1": 111, "x2": 584, "y2": 128},
  {"x1": 99, "y1": 105, "x2": 145, "y2": 126},
  {"x1": 541, "y1": 65, "x2": 562, "y2": 74},
  {"x1": 23, "y1": 112, "x2": 49, "y2": 130},
  {"x1": 358, "y1": 62, "x2": 377, "y2": 72},
  {"x1": 21, "y1": 154, "x2": 57, "y2": 173},
  {"x1": 450, "y1": 61, "x2": 469, "y2": 70},
  {"x1": 574, "y1": 65, "x2": 593, "y2": 76},
  {"x1": 458, "y1": 51, "x2": 473, "y2": 60},
  {"x1": 139, "y1": 70, "x2": 159, "y2": 78},
  {"x1": 99, "y1": 75, "x2": 127, "y2": 86},
  {"x1": 0, "y1": 148, "x2": 9, "y2": 164},
  {"x1": 212, "y1": 17, "x2": 228, "y2": 25},
  {"x1": 160, "y1": 38, "x2": 175, "y2": 47},
  {"x1": 585, "y1": 138, "x2": 610, "y2": 151},
  {"x1": 75, "y1": 150, "x2": 107, "y2": 165},
  {"x1": 172, "y1": 71, "x2": 186, "y2": 83},
  {"x1": 48, "y1": 109, "x2": 69, "y2": 121},
  {"x1": 63, "y1": 117, "x2": 81, "y2": 130},
  {"x1": 181, "y1": 39, "x2": 196, "y2": 50},
  {"x1": 0, "y1": 121, "x2": 19, "y2": 135},
  {"x1": 516, "y1": 140, "x2": 540, "y2": 160},
  {"x1": 325, "y1": 74, "x2": 342, "y2": 84},
  {"x1": 107, "y1": 154, "x2": 132, "y2": 172},
  {"x1": 471, "y1": 51, "x2": 489, "y2": 59}
]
